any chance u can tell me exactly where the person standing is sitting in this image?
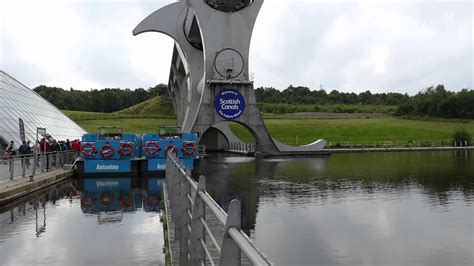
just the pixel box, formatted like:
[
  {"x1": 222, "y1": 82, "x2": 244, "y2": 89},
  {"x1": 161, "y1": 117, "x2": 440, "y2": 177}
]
[
  {"x1": 19, "y1": 141, "x2": 31, "y2": 167},
  {"x1": 6, "y1": 141, "x2": 15, "y2": 155},
  {"x1": 50, "y1": 140, "x2": 60, "y2": 166},
  {"x1": 33, "y1": 140, "x2": 41, "y2": 167},
  {"x1": 40, "y1": 138, "x2": 51, "y2": 171},
  {"x1": 65, "y1": 139, "x2": 71, "y2": 151}
]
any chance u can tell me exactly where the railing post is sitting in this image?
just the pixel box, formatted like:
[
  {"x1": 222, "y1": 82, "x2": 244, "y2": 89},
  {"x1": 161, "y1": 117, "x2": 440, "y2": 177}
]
[
  {"x1": 31, "y1": 154, "x2": 37, "y2": 182},
  {"x1": 21, "y1": 157, "x2": 26, "y2": 178},
  {"x1": 9, "y1": 158, "x2": 14, "y2": 181},
  {"x1": 41, "y1": 153, "x2": 45, "y2": 172},
  {"x1": 219, "y1": 199, "x2": 241, "y2": 266},
  {"x1": 167, "y1": 154, "x2": 174, "y2": 201},
  {"x1": 190, "y1": 175, "x2": 206, "y2": 265},
  {"x1": 173, "y1": 154, "x2": 184, "y2": 239},
  {"x1": 171, "y1": 154, "x2": 181, "y2": 211},
  {"x1": 179, "y1": 169, "x2": 192, "y2": 265}
]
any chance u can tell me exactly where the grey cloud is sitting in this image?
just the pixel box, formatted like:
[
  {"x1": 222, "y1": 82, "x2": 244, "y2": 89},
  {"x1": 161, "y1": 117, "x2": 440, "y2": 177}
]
[{"x1": 251, "y1": 1, "x2": 472, "y2": 94}]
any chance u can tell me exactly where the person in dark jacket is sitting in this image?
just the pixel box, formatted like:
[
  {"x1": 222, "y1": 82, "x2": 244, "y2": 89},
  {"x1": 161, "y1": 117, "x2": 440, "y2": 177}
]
[
  {"x1": 50, "y1": 140, "x2": 60, "y2": 166},
  {"x1": 66, "y1": 139, "x2": 71, "y2": 151},
  {"x1": 19, "y1": 140, "x2": 32, "y2": 167}
]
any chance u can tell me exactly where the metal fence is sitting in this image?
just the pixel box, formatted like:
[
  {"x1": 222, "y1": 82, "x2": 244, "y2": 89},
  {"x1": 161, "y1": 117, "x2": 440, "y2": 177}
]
[
  {"x1": 165, "y1": 152, "x2": 272, "y2": 265},
  {"x1": 0, "y1": 151, "x2": 77, "y2": 183},
  {"x1": 228, "y1": 142, "x2": 256, "y2": 153},
  {"x1": 326, "y1": 140, "x2": 471, "y2": 149}
]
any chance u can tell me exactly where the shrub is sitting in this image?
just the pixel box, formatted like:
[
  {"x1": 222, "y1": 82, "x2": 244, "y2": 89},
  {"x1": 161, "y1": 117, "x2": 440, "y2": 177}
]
[{"x1": 453, "y1": 128, "x2": 471, "y2": 146}]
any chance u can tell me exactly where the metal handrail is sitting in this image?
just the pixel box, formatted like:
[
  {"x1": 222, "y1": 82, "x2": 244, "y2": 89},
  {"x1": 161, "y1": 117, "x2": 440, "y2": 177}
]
[
  {"x1": 0, "y1": 150, "x2": 78, "y2": 182},
  {"x1": 165, "y1": 151, "x2": 272, "y2": 265}
]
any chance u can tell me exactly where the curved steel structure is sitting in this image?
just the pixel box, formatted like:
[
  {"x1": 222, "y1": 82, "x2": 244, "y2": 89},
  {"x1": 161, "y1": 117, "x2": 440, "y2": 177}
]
[{"x1": 134, "y1": 0, "x2": 326, "y2": 155}]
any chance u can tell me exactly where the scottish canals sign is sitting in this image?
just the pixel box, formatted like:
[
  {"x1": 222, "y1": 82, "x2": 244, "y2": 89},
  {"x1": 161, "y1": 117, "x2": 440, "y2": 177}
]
[{"x1": 214, "y1": 88, "x2": 245, "y2": 119}]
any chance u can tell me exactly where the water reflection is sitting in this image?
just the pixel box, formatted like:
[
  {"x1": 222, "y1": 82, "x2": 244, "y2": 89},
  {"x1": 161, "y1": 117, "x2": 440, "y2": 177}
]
[
  {"x1": 196, "y1": 151, "x2": 474, "y2": 265},
  {"x1": 0, "y1": 178, "x2": 165, "y2": 265}
]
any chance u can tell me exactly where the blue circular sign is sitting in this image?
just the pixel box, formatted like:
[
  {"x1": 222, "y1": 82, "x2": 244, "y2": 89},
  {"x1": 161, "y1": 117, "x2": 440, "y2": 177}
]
[{"x1": 214, "y1": 88, "x2": 245, "y2": 119}]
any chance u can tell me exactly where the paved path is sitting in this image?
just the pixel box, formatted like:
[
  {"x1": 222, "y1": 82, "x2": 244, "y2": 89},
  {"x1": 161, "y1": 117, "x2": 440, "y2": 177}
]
[{"x1": 0, "y1": 169, "x2": 73, "y2": 205}]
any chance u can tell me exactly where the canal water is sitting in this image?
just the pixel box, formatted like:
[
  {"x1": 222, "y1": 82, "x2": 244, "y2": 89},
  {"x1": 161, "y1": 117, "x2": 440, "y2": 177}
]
[
  {"x1": 0, "y1": 178, "x2": 165, "y2": 265},
  {"x1": 0, "y1": 150, "x2": 472, "y2": 265},
  {"x1": 197, "y1": 150, "x2": 474, "y2": 266}
]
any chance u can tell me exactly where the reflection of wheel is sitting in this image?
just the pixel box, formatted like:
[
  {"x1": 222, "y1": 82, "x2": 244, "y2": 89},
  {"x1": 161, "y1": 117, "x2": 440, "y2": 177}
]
[
  {"x1": 145, "y1": 141, "x2": 160, "y2": 155},
  {"x1": 100, "y1": 144, "x2": 115, "y2": 158},
  {"x1": 182, "y1": 141, "x2": 197, "y2": 156},
  {"x1": 164, "y1": 145, "x2": 178, "y2": 157},
  {"x1": 81, "y1": 142, "x2": 96, "y2": 157},
  {"x1": 81, "y1": 194, "x2": 95, "y2": 209},
  {"x1": 120, "y1": 193, "x2": 133, "y2": 208},
  {"x1": 145, "y1": 195, "x2": 160, "y2": 209},
  {"x1": 119, "y1": 142, "x2": 134, "y2": 156},
  {"x1": 100, "y1": 192, "x2": 114, "y2": 208}
]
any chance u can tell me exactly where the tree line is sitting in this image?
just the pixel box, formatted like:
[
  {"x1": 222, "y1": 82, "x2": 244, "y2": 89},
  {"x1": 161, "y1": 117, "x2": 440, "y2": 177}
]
[
  {"x1": 394, "y1": 85, "x2": 474, "y2": 119},
  {"x1": 35, "y1": 83, "x2": 473, "y2": 119},
  {"x1": 255, "y1": 85, "x2": 473, "y2": 119},
  {"x1": 34, "y1": 84, "x2": 168, "y2": 113},
  {"x1": 255, "y1": 86, "x2": 410, "y2": 105}
]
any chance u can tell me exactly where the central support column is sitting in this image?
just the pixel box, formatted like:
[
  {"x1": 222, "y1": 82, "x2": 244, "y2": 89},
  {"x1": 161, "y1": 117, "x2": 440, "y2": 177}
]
[{"x1": 187, "y1": 0, "x2": 279, "y2": 155}]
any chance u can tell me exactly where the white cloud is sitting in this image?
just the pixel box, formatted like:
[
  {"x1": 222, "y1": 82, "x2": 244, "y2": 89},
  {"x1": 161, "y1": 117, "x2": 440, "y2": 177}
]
[{"x1": 0, "y1": 0, "x2": 472, "y2": 94}]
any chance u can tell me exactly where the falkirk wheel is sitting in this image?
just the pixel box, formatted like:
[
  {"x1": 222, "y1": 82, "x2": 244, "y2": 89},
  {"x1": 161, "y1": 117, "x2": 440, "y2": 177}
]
[{"x1": 133, "y1": 0, "x2": 326, "y2": 155}]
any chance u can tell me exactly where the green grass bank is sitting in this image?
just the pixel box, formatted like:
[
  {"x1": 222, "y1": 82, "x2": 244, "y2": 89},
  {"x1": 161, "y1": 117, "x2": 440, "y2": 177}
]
[{"x1": 65, "y1": 110, "x2": 474, "y2": 147}]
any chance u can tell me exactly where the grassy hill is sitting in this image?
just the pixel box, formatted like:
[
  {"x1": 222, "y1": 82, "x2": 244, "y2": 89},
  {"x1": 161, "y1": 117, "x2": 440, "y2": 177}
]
[
  {"x1": 63, "y1": 97, "x2": 473, "y2": 147},
  {"x1": 117, "y1": 96, "x2": 174, "y2": 117}
]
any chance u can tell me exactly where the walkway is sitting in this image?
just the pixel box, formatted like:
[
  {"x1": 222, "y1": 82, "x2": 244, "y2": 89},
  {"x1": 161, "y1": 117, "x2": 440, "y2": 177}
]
[
  {"x1": 163, "y1": 152, "x2": 272, "y2": 265},
  {"x1": 0, "y1": 168, "x2": 73, "y2": 205}
]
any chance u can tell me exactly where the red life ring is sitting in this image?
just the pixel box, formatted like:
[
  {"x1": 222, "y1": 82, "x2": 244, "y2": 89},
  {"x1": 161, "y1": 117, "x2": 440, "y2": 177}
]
[
  {"x1": 119, "y1": 193, "x2": 133, "y2": 208},
  {"x1": 81, "y1": 194, "x2": 95, "y2": 209},
  {"x1": 81, "y1": 142, "x2": 96, "y2": 157},
  {"x1": 145, "y1": 195, "x2": 160, "y2": 208},
  {"x1": 100, "y1": 144, "x2": 115, "y2": 158},
  {"x1": 100, "y1": 192, "x2": 114, "y2": 208},
  {"x1": 145, "y1": 141, "x2": 160, "y2": 155},
  {"x1": 164, "y1": 144, "x2": 177, "y2": 156},
  {"x1": 182, "y1": 141, "x2": 197, "y2": 155},
  {"x1": 119, "y1": 142, "x2": 134, "y2": 156}
]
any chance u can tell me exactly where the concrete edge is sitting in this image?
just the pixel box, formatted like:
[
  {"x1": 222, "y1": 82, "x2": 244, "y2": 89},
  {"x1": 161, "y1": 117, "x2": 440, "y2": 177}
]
[{"x1": 0, "y1": 170, "x2": 74, "y2": 206}]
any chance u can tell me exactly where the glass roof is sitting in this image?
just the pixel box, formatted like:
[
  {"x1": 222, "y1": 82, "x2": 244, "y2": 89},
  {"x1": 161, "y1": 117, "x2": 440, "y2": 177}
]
[{"x1": 0, "y1": 71, "x2": 87, "y2": 146}]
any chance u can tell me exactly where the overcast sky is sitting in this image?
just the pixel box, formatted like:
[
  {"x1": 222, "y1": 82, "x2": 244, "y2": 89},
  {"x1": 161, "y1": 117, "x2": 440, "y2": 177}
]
[{"x1": 0, "y1": 0, "x2": 472, "y2": 95}]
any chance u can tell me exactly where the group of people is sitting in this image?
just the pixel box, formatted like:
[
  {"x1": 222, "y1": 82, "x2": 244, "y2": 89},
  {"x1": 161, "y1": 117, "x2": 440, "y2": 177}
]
[{"x1": 1, "y1": 138, "x2": 82, "y2": 167}]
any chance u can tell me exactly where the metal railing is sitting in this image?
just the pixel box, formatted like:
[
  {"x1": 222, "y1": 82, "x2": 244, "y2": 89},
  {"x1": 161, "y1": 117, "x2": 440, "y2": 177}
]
[
  {"x1": 228, "y1": 142, "x2": 256, "y2": 153},
  {"x1": 0, "y1": 150, "x2": 78, "y2": 183},
  {"x1": 165, "y1": 152, "x2": 272, "y2": 265}
]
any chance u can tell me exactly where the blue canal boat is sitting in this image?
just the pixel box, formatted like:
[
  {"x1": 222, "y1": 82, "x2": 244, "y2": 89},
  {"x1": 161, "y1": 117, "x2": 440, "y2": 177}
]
[
  {"x1": 76, "y1": 126, "x2": 141, "y2": 178},
  {"x1": 141, "y1": 127, "x2": 199, "y2": 176}
]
